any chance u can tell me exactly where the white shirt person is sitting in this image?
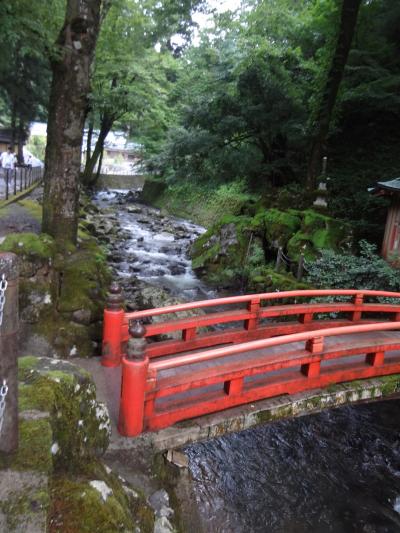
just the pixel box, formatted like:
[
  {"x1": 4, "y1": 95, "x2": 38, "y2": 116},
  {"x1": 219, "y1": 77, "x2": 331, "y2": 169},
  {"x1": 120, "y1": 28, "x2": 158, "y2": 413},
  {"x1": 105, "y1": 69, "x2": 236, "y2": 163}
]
[{"x1": 0, "y1": 147, "x2": 17, "y2": 169}]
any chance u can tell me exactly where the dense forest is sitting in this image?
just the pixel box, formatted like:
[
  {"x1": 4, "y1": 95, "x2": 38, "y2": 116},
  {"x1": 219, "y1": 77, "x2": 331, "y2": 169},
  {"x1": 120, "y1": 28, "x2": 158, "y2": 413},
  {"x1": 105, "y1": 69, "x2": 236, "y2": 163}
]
[{"x1": 1, "y1": 0, "x2": 400, "y2": 279}]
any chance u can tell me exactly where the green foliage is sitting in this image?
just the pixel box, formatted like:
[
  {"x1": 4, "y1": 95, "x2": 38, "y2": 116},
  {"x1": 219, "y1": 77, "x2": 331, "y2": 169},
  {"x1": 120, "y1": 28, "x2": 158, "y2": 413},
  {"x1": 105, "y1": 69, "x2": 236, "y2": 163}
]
[
  {"x1": 0, "y1": 0, "x2": 63, "y2": 134},
  {"x1": 306, "y1": 240, "x2": 400, "y2": 291},
  {"x1": 26, "y1": 135, "x2": 46, "y2": 161}
]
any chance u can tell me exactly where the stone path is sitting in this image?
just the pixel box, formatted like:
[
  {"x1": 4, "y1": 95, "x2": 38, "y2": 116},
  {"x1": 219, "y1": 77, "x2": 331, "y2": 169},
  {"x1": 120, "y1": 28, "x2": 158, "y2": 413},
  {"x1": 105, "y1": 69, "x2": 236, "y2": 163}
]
[{"x1": 0, "y1": 187, "x2": 42, "y2": 239}]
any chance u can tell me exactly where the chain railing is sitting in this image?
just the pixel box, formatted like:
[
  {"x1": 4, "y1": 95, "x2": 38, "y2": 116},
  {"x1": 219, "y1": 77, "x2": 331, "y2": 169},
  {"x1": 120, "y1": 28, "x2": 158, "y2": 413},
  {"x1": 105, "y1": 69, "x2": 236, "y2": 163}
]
[
  {"x1": 0, "y1": 379, "x2": 8, "y2": 436},
  {"x1": 0, "y1": 273, "x2": 8, "y2": 327}
]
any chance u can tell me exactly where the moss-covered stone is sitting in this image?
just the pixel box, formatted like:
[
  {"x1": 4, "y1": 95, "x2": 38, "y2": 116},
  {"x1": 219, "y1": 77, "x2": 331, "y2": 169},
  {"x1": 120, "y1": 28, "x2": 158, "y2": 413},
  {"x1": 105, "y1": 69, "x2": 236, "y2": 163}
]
[
  {"x1": 191, "y1": 206, "x2": 350, "y2": 290},
  {"x1": 11, "y1": 416, "x2": 53, "y2": 474},
  {"x1": 2, "y1": 228, "x2": 110, "y2": 358},
  {"x1": 0, "y1": 232, "x2": 54, "y2": 260},
  {"x1": 48, "y1": 461, "x2": 154, "y2": 533},
  {"x1": 18, "y1": 356, "x2": 111, "y2": 472},
  {"x1": 287, "y1": 209, "x2": 349, "y2": 260},
  {"x1": 0, "y1": 470, "x2": 49, "y2": 532}
]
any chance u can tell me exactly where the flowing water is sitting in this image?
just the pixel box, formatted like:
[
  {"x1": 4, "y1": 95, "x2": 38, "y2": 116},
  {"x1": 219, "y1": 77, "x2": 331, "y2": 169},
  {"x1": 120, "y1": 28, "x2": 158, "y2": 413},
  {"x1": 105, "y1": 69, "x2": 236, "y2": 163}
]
[{"x1": 95, "y1": 188, "x2": 400, "y2": 533}]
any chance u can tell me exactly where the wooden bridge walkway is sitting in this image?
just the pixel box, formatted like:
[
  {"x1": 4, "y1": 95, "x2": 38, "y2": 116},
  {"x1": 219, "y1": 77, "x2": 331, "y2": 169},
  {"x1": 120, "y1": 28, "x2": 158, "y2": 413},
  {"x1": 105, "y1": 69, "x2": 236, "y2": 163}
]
[{"x1": 101, "y1": 288, "x2": 400, "y2": 437}]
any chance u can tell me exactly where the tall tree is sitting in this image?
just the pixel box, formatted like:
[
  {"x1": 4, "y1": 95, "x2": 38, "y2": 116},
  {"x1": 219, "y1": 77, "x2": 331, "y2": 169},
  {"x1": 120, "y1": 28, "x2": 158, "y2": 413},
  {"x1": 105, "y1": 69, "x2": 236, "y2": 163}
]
[
  {"x1": 0, "y1": 0, "x2": 62, "y2": 158},
  {"x1": 307, "y1": 0, "x2": 362, "y2": 189},
  {"x1": 42, "y1": 0, "x2": 107, "y2": 244},
  {"x1": 81, "y1": 0, "x2": 205, "y2": 186}
]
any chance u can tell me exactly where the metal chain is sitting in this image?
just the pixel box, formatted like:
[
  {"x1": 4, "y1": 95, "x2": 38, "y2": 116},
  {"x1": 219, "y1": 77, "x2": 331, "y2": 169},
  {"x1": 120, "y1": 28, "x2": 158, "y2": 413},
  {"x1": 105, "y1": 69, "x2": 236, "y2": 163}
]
[
  {"x1": 0, "y1": 273, "x2": 7, "y2": 327},
  {"x1": 0, "y1": 379, "x2": 8, "y2": 435}
]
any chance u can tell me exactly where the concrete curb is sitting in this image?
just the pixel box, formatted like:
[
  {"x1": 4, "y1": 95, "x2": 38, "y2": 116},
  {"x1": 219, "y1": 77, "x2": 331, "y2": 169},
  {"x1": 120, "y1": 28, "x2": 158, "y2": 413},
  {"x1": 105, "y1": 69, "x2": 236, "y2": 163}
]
[{"x1": 0, "y1": 179, "x2": 43, "y2": 210}]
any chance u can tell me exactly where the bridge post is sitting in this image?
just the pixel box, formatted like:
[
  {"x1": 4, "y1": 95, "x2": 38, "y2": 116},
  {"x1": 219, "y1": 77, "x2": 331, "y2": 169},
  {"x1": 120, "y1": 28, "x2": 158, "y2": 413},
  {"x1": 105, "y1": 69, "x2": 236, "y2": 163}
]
[
  {"x1": 245, "y1": 298, "x2": 260, "y2": 330},
  {"x1": 118, "y1": 321, "x2": 149, "y2": 437},
  {"x1": 102, "y1": 282, "x2": 125, "y2": 367},
  {"x1": 351, "y1": 293, "x2": 364, "y2": 321},
  {"x1": 0, "y1": 252, "x2": 19, "y2": 454},
  {"x1": 302, "y1": 336, "x2": 323, "y2": 377}
]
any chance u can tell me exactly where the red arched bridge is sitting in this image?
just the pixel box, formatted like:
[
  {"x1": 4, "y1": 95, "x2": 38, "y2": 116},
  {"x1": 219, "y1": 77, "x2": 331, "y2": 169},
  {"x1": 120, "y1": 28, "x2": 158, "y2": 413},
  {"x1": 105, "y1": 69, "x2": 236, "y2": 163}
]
[{"x1": 101, "y1": 288, "x2": 400, "y2": 437}]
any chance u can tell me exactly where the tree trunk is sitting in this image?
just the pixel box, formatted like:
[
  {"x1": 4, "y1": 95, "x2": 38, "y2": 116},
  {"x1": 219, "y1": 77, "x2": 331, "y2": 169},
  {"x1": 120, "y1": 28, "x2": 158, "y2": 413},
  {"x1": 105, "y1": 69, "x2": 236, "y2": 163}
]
[
  {"x1": 95, "y1": 142, "x2": 105, "y2": 181},
  {"x1": 17, "y1": 119, "x2": 25, "y2": 164},
  {"x1": 10, "y1": 101, "x2": 17, "y2": 149},
  {"x1": 86, "y1": 117, "x2": 94, "y2": 161},
  {"x1": 81, "y1": 113, "x2": 113, "y2": 187},
  {"x1": 42, "y1": 0, "x2": 102, "y2": 244},
  {"x1": 306, "y1": 0, "x2": 362, "y2": 189}
]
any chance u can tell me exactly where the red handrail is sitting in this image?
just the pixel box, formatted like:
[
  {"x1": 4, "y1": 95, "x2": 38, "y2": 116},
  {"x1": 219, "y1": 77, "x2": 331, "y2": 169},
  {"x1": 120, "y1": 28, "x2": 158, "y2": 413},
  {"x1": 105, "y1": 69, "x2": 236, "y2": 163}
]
[
  {"x1": 150, "y1": 321, "x2": 400, "y2": 372},
  {"x1": 124, "y1": 289, "x2": 400, "y2": 320}
]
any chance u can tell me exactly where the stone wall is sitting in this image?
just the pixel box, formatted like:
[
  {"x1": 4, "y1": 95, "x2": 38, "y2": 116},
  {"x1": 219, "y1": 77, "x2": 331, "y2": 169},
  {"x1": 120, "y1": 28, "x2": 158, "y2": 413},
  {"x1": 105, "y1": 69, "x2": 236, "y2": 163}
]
[{"x1": 95, "y1": 174, "x2": 145, "y2": 190}]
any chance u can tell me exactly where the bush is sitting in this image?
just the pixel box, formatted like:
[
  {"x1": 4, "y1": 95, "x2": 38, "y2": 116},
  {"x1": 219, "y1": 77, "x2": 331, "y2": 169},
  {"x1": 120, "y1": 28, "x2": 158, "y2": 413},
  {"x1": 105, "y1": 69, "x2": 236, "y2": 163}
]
[{"x1": 305, "y1": 240, "x2": 400, "y2": 291}]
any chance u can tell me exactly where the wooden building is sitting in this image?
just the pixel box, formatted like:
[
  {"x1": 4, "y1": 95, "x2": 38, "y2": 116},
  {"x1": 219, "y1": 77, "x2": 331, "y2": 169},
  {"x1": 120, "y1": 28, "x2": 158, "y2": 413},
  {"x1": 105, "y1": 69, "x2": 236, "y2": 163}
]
[
  {"x1": 0, "y1": 128, "x2": 13, "y2": 153},
  {"x1": 372, "y1": 178, "x2": 400, "y2": 259}
]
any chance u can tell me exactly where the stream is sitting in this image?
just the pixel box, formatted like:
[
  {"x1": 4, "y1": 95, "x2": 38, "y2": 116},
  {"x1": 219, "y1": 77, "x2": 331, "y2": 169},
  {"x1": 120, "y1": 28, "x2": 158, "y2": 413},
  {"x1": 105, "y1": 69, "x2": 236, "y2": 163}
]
[{"x1": 95, "y1": 189, "x2": 400, "y2": 533}]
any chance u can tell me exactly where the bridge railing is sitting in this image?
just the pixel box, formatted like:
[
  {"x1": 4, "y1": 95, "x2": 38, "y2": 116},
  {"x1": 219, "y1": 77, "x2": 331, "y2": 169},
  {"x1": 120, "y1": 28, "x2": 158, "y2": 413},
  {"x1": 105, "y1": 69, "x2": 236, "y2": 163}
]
[
  {"x1": 102, "y1": 288, "x2": 400, "y2": 368},
  {"x1": 118, "y1": 320, "x2": 400, "y2": 436}
]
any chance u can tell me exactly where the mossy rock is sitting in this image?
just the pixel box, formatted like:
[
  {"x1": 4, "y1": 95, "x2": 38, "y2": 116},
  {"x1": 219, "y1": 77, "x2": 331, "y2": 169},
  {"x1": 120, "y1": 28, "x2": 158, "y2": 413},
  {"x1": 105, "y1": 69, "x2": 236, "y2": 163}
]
[
  {"x1": 0, "y1": 470, "x2": 50, "y2": 532},
  {"x1": 191, "y1": 215, "x2": 253, "y2": 286},
  {"x1": 18, "y1": 356, "x2": 111, "y2": 472},
  {"x1": 247, "y1": 267, "x2": 310, "y2": 292},
  {"x1": 0, "y1": 232, "x2": 55, "y2": 277},
  {"x1": 49, "y1": 460, "x2": 154, "y2": 533},
  {"x1": 0, "y1": 232, "x2": 54, "y2": 260},
  {"x1": 260, "y1": 208, "x2": 302, "y2": 246},
  {"x1": 56, "y1": 248, "x2": 109, "y2": 316},
  {"x1": 287, "y1": 210, "x2": 350, "y2": 260}
]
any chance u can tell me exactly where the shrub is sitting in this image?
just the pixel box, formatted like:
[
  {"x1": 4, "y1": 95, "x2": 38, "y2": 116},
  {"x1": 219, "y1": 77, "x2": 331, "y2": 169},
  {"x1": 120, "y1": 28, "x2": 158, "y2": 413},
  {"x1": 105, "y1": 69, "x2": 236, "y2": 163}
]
[{"x1": 305, "y1": 240, "x2": 400, "y2": 291}]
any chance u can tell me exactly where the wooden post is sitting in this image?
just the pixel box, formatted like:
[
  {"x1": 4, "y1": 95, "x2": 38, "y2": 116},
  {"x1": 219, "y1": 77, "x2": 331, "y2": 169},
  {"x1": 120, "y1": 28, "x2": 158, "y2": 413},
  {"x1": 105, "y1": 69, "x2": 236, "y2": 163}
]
[
  {"x1": 0, "y1": 252, "x2": 19, "y2": 453},
  {"x1": 101, "y1": 282, "x2": 125, "y2": 367},
  {"x1": 352, "y1": 293, "x2": 363, "y2": 321},
  {"x1": 118, "y1": 321, "x2": 149, "y2": 437},
  {"x1": 296, "y1": 254, "x2": 304, "y2": 280},
  {"x1": 275, "y1": 247, "x2": 283, "y2": 270},
  {"x1": 245, "y1": 298, "x2": 260, "y2": 331}
]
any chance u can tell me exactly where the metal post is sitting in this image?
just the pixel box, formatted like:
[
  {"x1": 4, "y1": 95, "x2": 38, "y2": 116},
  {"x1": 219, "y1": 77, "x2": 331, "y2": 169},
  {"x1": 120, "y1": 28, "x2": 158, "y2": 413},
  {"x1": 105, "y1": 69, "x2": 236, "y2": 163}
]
[
  {"x1": 101, "y1": 282, "x2": 125, "y2": 367},
  {"x1": 5, "y1": 169, "x2": 9, "y2": 200},
  {"x1": 19, "y1": 167, "x2": 22, "y2": 192},
  {"x1": 0, "y1": 252, "x2": 19, "y2": 453},
  {"x1": 118, "y1": 321, "x2": 149, "y2": 437},
  {"x1": 13, "y1": 168, "x2": 16, "y2": 196}
]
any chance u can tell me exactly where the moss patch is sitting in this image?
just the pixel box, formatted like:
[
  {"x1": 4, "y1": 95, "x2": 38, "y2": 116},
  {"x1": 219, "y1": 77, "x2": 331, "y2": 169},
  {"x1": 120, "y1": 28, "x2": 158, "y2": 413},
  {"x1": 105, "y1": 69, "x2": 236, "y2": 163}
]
[
  {"x1": 0, "y1": 232, "x2": 54, "y2": 260},
  {"x1": 18, "y1": 356, "x2": 110, "y2": 473},
  {"x1": 17, "y1": 198, "x2": 43, "y2": 221},
  {"x1": 49, "y1": 461, "x2": 154, "y2": 533},
  {"x1": 190, "y1": 206, "x2": 350, "y2": 290}
]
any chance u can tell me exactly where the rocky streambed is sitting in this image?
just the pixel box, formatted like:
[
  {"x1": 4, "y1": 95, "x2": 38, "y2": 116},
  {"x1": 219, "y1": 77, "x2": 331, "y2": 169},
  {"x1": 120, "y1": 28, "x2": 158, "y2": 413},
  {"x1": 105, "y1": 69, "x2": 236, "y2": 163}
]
[{"x1": 89, "y1": 188, "x2": 216, "y2": 312}]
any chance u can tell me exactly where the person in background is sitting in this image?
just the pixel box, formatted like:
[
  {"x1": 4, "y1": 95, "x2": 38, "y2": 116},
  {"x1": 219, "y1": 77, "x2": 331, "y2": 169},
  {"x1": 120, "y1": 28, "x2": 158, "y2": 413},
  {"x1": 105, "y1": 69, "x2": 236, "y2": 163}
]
[{"x1": 0, "y1": 146, "x2": 17, "y2": 185}]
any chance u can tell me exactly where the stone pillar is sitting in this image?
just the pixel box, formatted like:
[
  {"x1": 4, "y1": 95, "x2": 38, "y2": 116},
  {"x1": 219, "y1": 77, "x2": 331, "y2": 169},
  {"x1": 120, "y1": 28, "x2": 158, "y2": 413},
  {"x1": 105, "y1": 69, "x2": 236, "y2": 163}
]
[{"x1": 0, "y1": 252, "x2": 19, "y2": 453}]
